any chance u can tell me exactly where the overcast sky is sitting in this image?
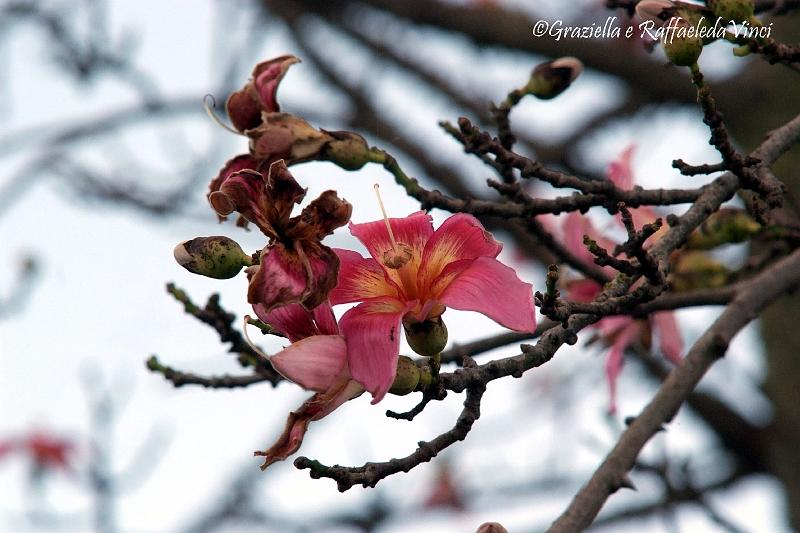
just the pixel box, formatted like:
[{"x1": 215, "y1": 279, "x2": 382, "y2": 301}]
[{"x1": 0, "y1": 1, "x2": 789, "y2": 531}]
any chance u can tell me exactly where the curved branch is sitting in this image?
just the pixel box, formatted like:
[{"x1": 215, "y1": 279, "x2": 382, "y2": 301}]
[{"x1": 294, "y1": 374, "x2": 486, "y2": 491}]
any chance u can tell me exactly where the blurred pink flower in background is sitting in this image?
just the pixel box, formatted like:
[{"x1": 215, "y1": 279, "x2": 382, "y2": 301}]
[{"x1": 553, "y1": 145, "x2": 683, "y2": 413}]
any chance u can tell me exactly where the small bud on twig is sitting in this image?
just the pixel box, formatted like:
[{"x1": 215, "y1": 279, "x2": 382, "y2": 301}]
[{"x1": 525, "y1": 57, "x2": 583, "y2": 100}]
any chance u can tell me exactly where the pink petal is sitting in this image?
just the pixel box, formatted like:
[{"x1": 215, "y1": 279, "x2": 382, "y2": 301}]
[
  {"x1": 651, "y1": 311, "x2": 683, "y2": 365},
  {"x1": 226, "y1": 89, "x2": 263, "y2": 133},
  {"x1": 562, "y1": 212, "x2": 620, "y2": 274},
  {"x1": 436, "y1": 256, "x2": 536, "y2": 333},
  {"x1": 211, "y1": 169, "x2": 274, "y2": 235},
  {"x1": 265, "y1": 160, "x2": 307, "y2": 226},
  {"x1": 250, "y1": 113, "x2": 328, "y2": 164},
  {"x1": 255, "y1": 378, "x2": 362, "y2": 470},
  {"x1": 418, "y1": 214, "x2": 502, "y2": 290},
  {"x1": 207, "y1": 154, "x2": 259, "y2": 202},
  {"x1": 301, "y1": 245, "x2": 340, "y2": 310},
  {"x1": 247, "y1": 244, "x2": 308, "y2": 313},
  {"x1": 256, "y1": 409, "x2": 311, "y2": 470},
  {"x1": 349, "y1": 211, "x2": 433, "y2": 292},
  {"x1": 619, "y1": 205, "x2": 669, "y2": 247},
  {"x1": 312, "y1": 301, "x2": 339, "y2": 336},
  {"x1": 339, "y1": 297, "x2": 410, "y2": 403},
  {"x1": 252, "y1": 55, "x2": 300, "y2": 113},
  {"x1": 316, "y1": 379, "x2": 364, "y2": 419},
  {"x1": 269, "y1": 335, "x2": 348, "y2": 391},
  {"x1": 248, "y1": 242, "x2": 340, "y2": 314},
  {"x1": 596, "y1": 315, "x2": 633, "y2": 338},
  {"x1": 607, "y1": 144, "x2": 636, "y2": 190},
  {"x1": 330, "y1": 248, "x2": 400, "y2": 305},
  {"x1": 566, "y1": 278, "x2": 602, "y2": 302},
  {"x1": 563, "y1": 211, "x2": 613, "y2": 266},
  {"x1": 293, "y1": 190, "x2": 353, "y2": 240},
  {"x1": 255, "y1": 303, "x2": 317, "y2": 342},
  {"x1": 604, "y1": 320, "x2": 641, "y2": 414}
]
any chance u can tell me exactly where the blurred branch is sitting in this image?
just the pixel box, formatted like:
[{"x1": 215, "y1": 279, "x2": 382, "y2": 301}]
[
  {"x1": 0, "y1": 254, "x2": 38, "y2": 320},
  {"x1": 295, "y1": 358, "x2": 486, "y2": 491},
  {"x1": 1, "y1": 0, "x2": 160, "y2": 101},
  {"x1": 439, "y1": 318, "x2": 557, "y2": 366},
  {"x1": 606, "y1": 0, "x2": 800, "y2": 16},
  {"x1": 164, "y1": 283, "x2": 283, "y2": 384},
  {"x1": 146, "y1": 356, "x2": 270, "y2": 389}
]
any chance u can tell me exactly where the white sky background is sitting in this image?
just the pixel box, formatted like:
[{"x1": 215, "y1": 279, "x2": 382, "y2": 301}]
[{"x1": 0, "y1": 0, "x2": 791, "y2": 531}]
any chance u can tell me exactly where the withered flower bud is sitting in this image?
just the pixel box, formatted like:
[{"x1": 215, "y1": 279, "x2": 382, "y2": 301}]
[
  {"x1": 225, "y1": 55, "x2": 300, "y2": 132},
  {"x1": 525, "y1": 56, "x2": 583, "y2": 100},
  {"x1": 174, "y1": 236, "x2": 251, "y2": 279}
]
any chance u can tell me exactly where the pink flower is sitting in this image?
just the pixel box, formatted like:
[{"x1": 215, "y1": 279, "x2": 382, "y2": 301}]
[
  {"x1": 210, "y1": 160, "x2": 352, "y2": 313},
  {"x1": 253, "y1": 301, "x2": 363, "y2": 470},
  {"x1": 331, "y1": 212, "x2": 536, "y2": 403},
  {"x1": 553, "y1": 146, "x2": 683, "y2": 413}
]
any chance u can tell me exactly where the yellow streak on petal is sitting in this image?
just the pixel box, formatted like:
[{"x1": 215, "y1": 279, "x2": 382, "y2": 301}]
[
  {"x1": 342, "y1": 263, "x2": 398, "y2": 301},
  {"x1": 420, "y1": 235, "x2": 465, "y2": 297}
]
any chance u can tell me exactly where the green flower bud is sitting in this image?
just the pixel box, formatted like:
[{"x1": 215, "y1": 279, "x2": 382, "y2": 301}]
[
  {"x1": 389, "y1": 356, "x2": 421, "y2": 396},
  {"x1": 686, "y1": 208, "x2": 761, "y2": 249},
  {"x1": 706, "y1": 0, "x2": 755, "y2": 23},
  {"x1": 174, "y1": 236, "x2": 251, "y2": 279},
  {"x1": 525, "y1": 57, "x2": 583, "y2": 100},
  {"x1": 677, "y1": 8, "x2": 719, "y2": 44},
  {"x1": 322, "y1": 130, "x2": 372, "y2": 170},
  {"x1": 662, "y1": 18, "x2": 703, "y2": 67},
  {"x1": 404, "y1": 316, "x2": 448, "y2": 357}
]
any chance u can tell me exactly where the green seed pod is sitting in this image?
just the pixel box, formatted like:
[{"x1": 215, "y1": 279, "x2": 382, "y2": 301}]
[
  {"x1": 404, "y1": 316, "x2": 448, "y2": 357},
  {"x1": 706, "y1": 0, "x2": 755, "y2": 23},
  {"x1": 174, "y1": 236, "x2": 251, "y2": 279},
  {"x1": 322, "y1": 130, "x2": 372, "y2": 171},
  {"x1": 662, "y1": 18, "x2": 703, "y2": 67},
  {"x1": 676, "y1": 8, "x2": 718, "y2": 44},
  {"x1": 525, "y1": 57, "x2": 583, "y2": 100},
  {"x1": 389, "y1": 356, "x2": 421, "y2": 396}
]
